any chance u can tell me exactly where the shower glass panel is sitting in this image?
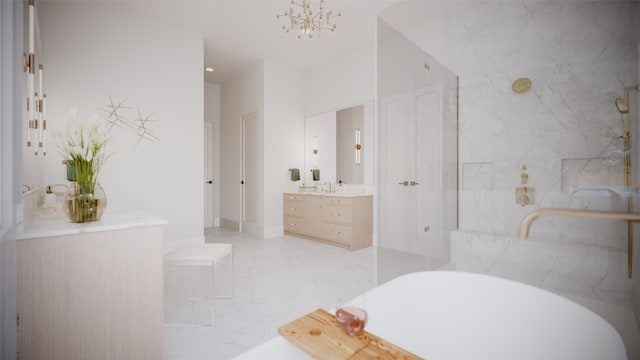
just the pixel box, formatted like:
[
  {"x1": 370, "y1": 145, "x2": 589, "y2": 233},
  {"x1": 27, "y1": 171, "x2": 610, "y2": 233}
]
[{"x1": 376, "y1": 16, "x2": 458, "y2": 285}]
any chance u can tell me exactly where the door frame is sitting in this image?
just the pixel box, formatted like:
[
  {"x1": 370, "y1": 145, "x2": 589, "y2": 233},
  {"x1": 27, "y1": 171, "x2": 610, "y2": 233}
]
[
  {"x1": 241, "y1": 112, "x2": 258, "y2": 235},
  {"x1": 204, "y1": 122, "x2": 214, "y2": 227}
]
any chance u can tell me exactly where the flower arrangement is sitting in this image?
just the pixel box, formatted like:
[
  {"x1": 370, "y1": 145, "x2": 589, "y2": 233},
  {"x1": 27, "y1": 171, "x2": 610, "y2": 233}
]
[
  {"x1": 53, "y1": 108, "x2": 111, "y2": 222},
  {"x1": 55, "y1": 108, "x2": 111, "y2": 184}
]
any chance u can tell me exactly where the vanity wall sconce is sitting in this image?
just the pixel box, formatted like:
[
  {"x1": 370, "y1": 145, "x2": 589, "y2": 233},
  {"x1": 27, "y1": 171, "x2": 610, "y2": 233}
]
[
  {"x1": 355, "y1": 128, "x2": 361, "y2": 165},
  {"x1": 312, "y1": 135, "x2": 319, "y2": 168},
  {"x1": 24, "y1": 0, "x2": 47, "y2": 156}
]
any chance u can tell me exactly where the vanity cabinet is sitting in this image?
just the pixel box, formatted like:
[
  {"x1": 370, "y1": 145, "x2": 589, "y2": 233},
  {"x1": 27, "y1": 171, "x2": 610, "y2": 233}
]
[
  {"x1": 17, "y1": 211, "x2": 166, "y2": 360},
  {"x1": 283, "y1": 193, "x2": 372, "y2": 250}
]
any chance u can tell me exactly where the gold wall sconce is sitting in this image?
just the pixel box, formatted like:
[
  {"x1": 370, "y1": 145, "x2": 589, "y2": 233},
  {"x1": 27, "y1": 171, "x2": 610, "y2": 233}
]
[
  {"x1": 312, "y1": 135, "x2": 318, "y2": 168},
  {"x1": 355, "y1": 128, "x2": 361, "y2": 165},
  {"x1": 24, "y1": 0, "x2": 47, "y2": 156}
]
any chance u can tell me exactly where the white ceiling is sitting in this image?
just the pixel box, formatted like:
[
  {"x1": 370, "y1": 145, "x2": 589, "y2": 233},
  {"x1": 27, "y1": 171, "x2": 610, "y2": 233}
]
[{"x1": 43, "y1": 0, "x2": 399, "y2": 84}]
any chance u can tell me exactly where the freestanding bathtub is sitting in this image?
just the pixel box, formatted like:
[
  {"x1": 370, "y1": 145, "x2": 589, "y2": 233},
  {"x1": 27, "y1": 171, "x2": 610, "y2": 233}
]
[{"x1": 234, "y1": 271, "x2": 627, "y2": 359}]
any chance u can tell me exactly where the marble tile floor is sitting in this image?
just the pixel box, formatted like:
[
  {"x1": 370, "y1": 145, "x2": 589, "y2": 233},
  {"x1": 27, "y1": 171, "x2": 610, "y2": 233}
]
[
  {"x1": 164, "y1": 228, "x2": 640, "y2": 360},
  {"x1": 164, "y1": 227, "x2": 376, "y2": 360}
]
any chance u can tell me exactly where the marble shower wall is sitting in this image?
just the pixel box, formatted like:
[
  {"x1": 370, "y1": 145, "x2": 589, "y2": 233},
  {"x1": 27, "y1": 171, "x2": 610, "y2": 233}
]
[
  {"x1": 392, "y1": 1, "x2": 638, "y2": 303},
  {"x1": 445, "y1": 1, "x2": 638, "y2": 242}
]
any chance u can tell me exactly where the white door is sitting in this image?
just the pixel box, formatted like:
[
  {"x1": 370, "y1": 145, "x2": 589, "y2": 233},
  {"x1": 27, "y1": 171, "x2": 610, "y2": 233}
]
[
  {"x1": 242, "y1": 113, "x2": 258, "y2": 235},
  {"x1": 204, "y1": 123, "x2": 214, "y2": 227},
  {"x1": 379, "y1": 86, "x2": 444, "y2": 257},
  {"x1": 380, "y1": 91, "x2": 416, "y2": 253},
  {"x1": 415, "y1": 87, "x2": 444, "y2": 255}
]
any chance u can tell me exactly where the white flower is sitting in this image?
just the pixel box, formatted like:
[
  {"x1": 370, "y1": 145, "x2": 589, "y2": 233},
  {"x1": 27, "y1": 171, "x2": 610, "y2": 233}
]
[{"x1": 54, "y1": 108, "x2": 111, "y2": 184}]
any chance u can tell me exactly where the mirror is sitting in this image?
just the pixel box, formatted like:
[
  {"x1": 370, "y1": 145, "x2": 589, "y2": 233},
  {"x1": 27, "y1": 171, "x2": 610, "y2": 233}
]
[{"x1": 304, "y1": 101, "x2": 374, "y2": 185}]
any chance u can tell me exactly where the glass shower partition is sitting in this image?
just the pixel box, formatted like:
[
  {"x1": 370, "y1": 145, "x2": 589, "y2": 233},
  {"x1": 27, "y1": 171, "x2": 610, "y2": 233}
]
[{"x1": 376, "y1": 16, "x2": 458, "y2": 285}]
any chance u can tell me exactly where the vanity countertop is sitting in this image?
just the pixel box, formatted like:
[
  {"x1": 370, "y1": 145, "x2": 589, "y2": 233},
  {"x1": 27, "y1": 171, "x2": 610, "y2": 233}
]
[
  {"x1": 289, "y1": 191, "x2": 373, "y2": 198},
  {"x1": 17, "y1": 203, "x2": 168, "y2": 240}
]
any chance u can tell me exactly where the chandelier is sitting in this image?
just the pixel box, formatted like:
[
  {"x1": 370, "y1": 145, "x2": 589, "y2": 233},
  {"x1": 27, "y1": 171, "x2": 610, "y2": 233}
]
[{"x1": 276, "y1": 0, "x2": 341, "y2": 39}]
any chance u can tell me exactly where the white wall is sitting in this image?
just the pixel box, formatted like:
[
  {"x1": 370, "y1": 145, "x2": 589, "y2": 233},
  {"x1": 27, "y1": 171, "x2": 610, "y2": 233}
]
[
  {"x1": 304, "y1": 45, "x2": 375, "y2": 117},
  {"x1": 39, "y1": 2, "x2": 204, "y2": 252},
  {"x1": 204, "y1": 82, "x2": 221, "y2": 227},
  {"x1": 303, "y1": 45, "x2": 376, "y2": 187},
  {"x1": 263, "y1": 60, "x2": 305, "y2": 238},
  {"x1": 220, "y1": 62, "x2": 264, "y2": 234}
]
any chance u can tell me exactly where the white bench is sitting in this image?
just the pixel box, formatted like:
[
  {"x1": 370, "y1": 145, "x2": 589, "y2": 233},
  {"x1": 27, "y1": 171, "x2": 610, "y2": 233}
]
[{"x1": 163, "y1": 243, "x2": 233, "y2": 326}]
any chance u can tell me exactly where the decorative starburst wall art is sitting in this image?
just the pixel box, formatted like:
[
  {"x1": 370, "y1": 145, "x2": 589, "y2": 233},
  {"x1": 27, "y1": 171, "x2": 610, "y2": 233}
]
[{"x1": 102, "y1": 95, "x2": 159, "y2": 146}]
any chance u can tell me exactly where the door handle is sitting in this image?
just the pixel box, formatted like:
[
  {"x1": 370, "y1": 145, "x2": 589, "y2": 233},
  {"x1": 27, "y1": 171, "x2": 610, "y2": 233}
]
[
  {"x1": 410, "y1": 181, "x2": 419, "y2": 186},
  {"x1": 206, "y1": 180, "x2": 213, "y2": 184},
  {"x1": 398, "y1": 181, "x2": 409, "y2": 186}
]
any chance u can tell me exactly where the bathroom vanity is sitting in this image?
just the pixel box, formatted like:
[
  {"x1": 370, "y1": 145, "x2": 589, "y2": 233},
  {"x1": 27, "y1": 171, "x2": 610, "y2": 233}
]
[
  {"x1": 16, "y1": 206, "x2": 167, "y2": 360},
  {"x1": 283, "y1": 193, "x2": 372, "y2": 250}
]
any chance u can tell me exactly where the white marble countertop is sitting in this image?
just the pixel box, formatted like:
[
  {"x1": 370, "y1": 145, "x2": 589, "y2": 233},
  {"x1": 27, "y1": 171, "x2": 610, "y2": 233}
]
[
  {"x1": 287, "y1": 191, "x2": 372, "y2": 198},
  {"x1": 17, "y1": 203, "x2": 168, "y2": 240}
]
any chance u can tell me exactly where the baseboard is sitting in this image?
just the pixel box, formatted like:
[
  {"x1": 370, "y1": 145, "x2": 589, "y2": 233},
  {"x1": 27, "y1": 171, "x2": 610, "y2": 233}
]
[{"x1": 220, "y1": 218, "x2": 240, "y2": 232}]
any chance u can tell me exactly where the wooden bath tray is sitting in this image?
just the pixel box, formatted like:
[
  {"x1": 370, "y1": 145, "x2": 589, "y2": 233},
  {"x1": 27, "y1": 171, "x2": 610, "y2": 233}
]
[{"x1": 278, "y1": 308, "x2": 422, "y2": 360}]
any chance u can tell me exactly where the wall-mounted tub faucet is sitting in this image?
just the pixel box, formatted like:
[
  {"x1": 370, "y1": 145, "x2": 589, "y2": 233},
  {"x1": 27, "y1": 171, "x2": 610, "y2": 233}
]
[
  {"x1": 615, "y1": 84, "x2": 638, "y2": 134},
  {"x1": 518, "y1": 207, "x2": 640, "y2": 278}
]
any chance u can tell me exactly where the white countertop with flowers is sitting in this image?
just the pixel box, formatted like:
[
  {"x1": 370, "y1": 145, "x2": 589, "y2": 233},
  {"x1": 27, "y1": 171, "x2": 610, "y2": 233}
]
[{"x1": 17, "y1": 203, "x2": 167, "y2": 240}]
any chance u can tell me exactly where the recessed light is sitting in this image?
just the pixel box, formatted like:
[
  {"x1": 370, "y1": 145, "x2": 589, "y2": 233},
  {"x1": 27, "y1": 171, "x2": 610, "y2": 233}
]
[{"x1": 205, "y1": 67, "x2": 214, "y2": 72}]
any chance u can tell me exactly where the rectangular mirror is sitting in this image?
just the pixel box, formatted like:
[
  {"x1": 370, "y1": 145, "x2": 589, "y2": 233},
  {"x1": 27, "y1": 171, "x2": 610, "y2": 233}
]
[{"x1": 304, "y1": 101, "x2": 374, "y2": 185}]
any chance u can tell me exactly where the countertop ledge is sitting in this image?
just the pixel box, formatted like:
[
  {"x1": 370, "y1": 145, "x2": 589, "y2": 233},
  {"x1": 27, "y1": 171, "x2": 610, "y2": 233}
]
[
  {"x1": 287, "y1": 192, "x2": 373, "y2": 198},
  {"x1": 17, "y1": 203, "x2": 168, "y2": 240}
]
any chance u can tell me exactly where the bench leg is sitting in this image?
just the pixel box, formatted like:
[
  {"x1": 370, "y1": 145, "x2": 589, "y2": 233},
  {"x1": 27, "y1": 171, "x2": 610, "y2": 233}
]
[{"x1": 164, "y1": 264, "x2": 215, "y2": 326}]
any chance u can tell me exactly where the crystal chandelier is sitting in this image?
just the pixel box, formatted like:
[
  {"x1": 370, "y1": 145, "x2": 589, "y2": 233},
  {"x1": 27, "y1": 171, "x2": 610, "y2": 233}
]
[{"x1": 276, "y1": 0, "x2": 341, "y2": 39}]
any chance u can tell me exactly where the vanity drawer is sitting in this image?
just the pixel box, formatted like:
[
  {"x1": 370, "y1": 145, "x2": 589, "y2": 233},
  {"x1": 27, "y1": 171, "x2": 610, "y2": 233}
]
[
  {"x1": 284, "y1": 201, "x2": 305, "y2": 217},
  {"x1": 323, "y1": 206, "x2": 352, "y2": 224},
  {"x1": 284, "y1": 194, "x2": 305, "y2": 202},
  {"x1": 284, "y1": 216, "x2": 305, "y2": 233},
  {"x1": 322, "y1": 197, "x2": 352, "y2": 207},
  {"x1": 323, "y1": 223, "x2": 352, "y2": 244}
]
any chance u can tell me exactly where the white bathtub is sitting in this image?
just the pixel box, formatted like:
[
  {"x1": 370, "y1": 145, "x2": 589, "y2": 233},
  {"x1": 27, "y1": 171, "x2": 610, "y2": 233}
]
[{"x1": 235, "y1": 271, "x2": 627, "y2": 359}]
